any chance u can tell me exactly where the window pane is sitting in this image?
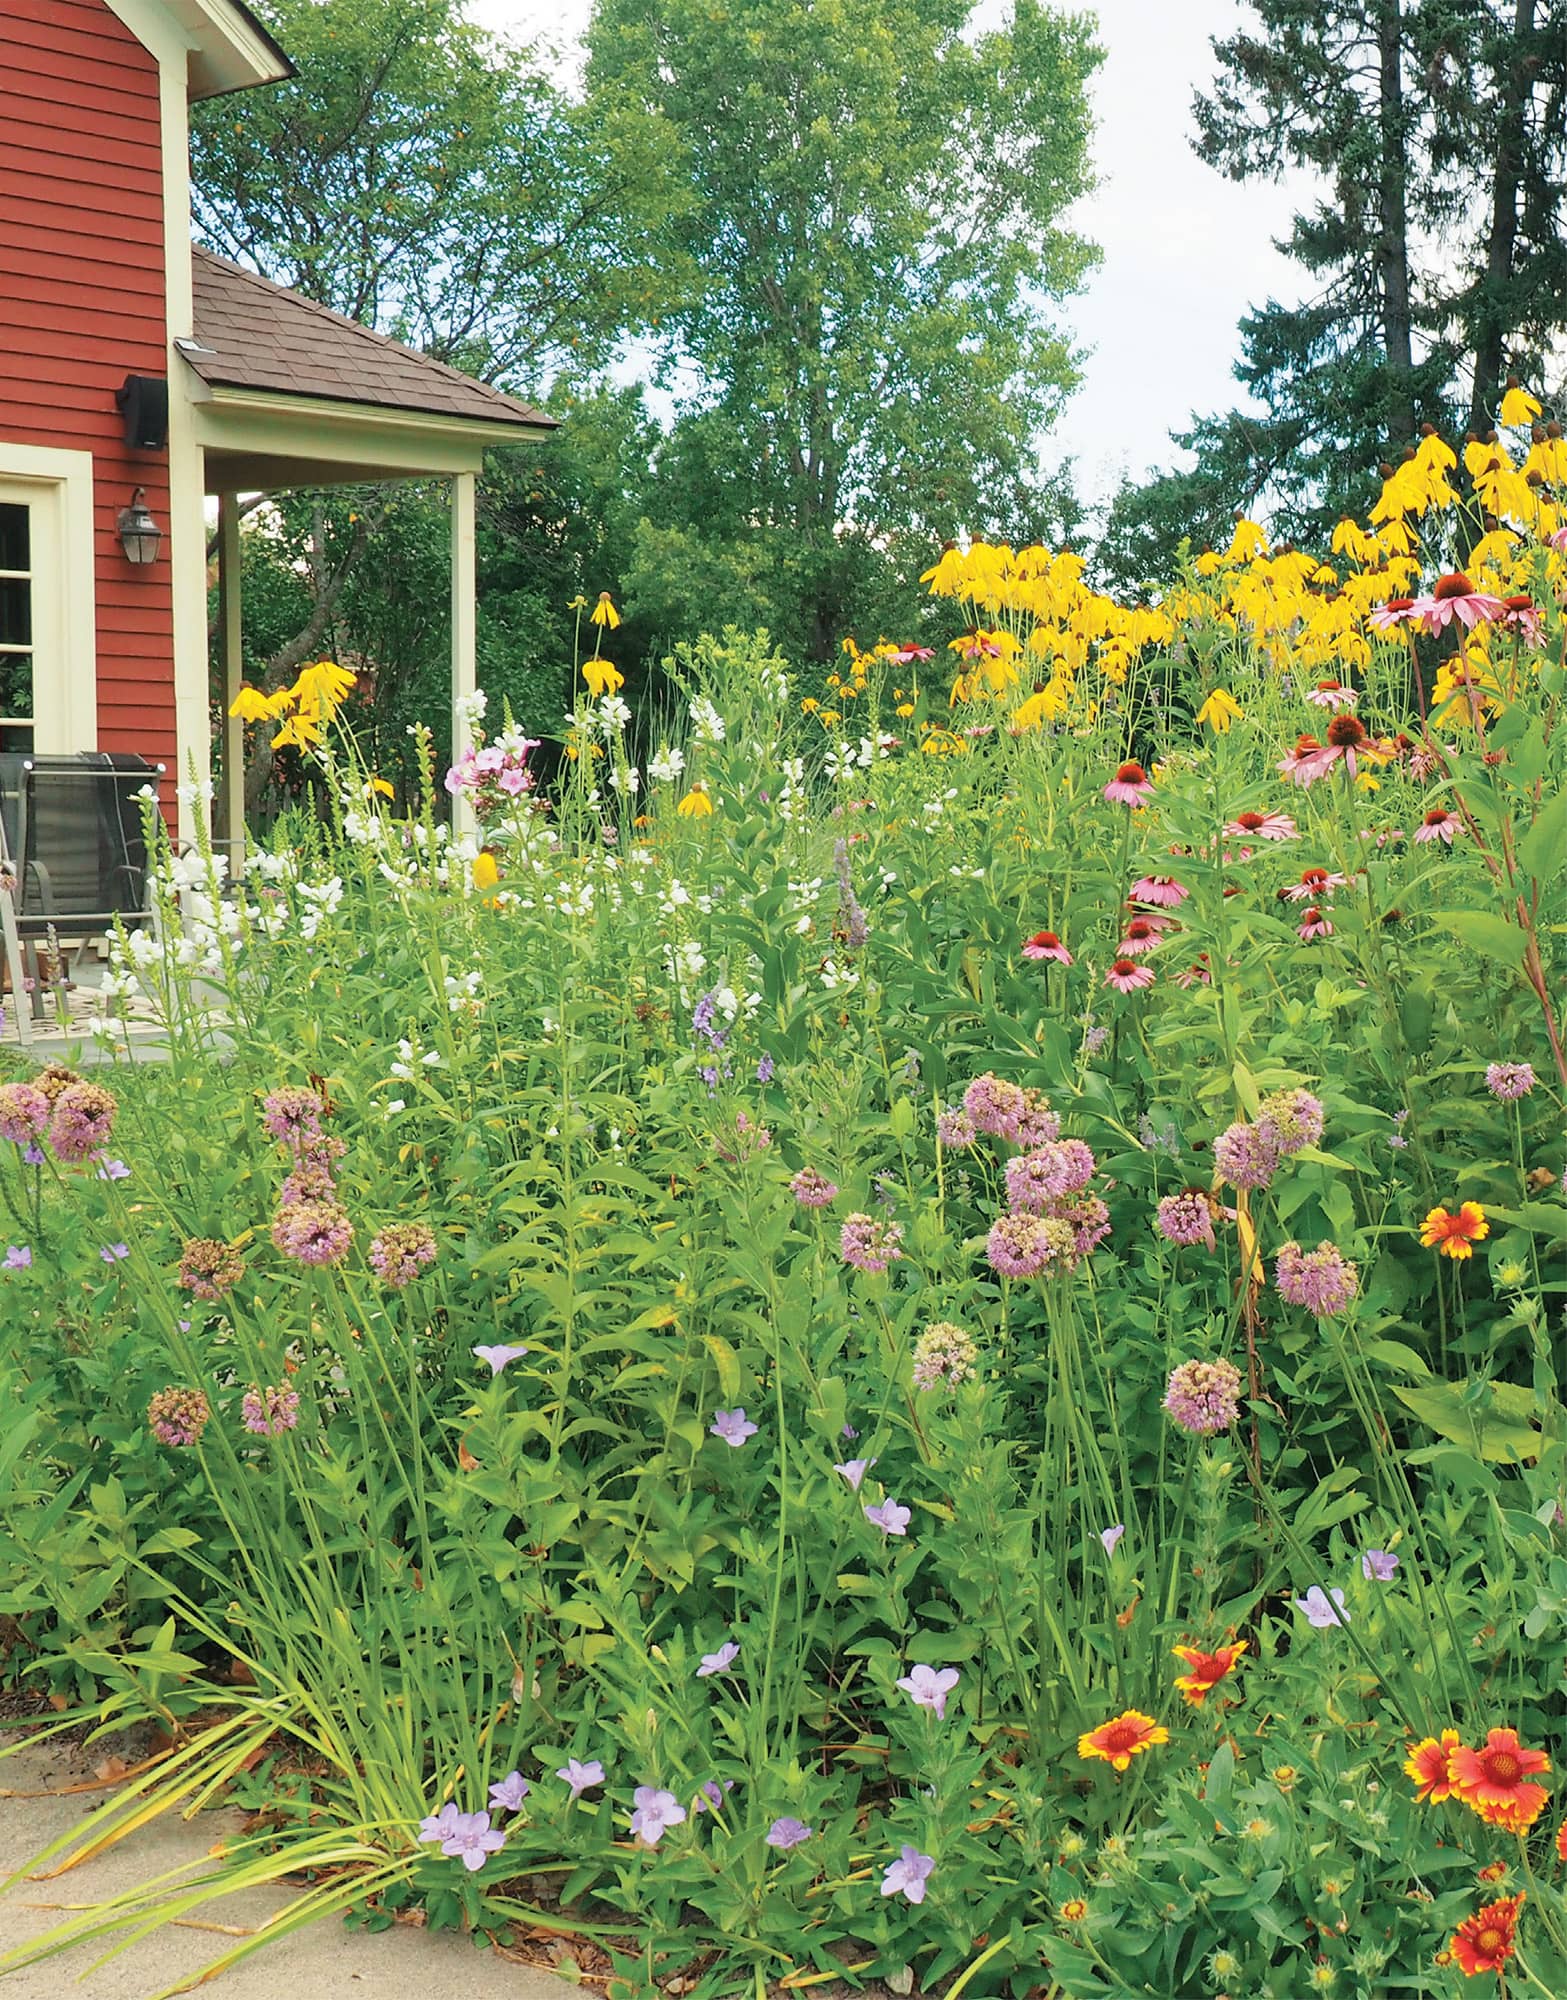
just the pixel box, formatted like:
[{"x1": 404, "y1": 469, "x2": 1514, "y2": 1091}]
[
  {"x1": 0, "y1": 577, "x2": 30, "y2": 646},
  {"x1": 0, "y1": 723, "x2": 34, "y2": 753},
  {"x1": 0, "y1": 652, "x2": 33, "y2": 718},
  {"x1": 0, "y1": 503, "x2": 27, "y2": 574}
]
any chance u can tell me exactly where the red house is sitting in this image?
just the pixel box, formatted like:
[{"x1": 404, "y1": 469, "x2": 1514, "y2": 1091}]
[{"x1": 0, "y1": 0, "x2": 552, "y2": 848}]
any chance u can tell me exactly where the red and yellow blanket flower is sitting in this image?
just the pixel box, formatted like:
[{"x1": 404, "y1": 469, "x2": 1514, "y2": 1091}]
[
  {"x1": 1448, "y1": 1727, "x2": 1552, "y2": 1833},
  {"x1": 1077, "y1": 1710, "x2": 1168, "y2": 1772},
  {"x1": 1419, "y1": 1202, "x2": 1489, "y2": 1259},
  {"x1": 1449, "y1": 1893, "x2": 1523, "y2": 1977},
  {"x1": 1405, "y1": 1730, "x2": 1462, "y2": 1803},
  {"x1": 1171, "y1": 1641, "x2": 1247, "y2": 1707}
]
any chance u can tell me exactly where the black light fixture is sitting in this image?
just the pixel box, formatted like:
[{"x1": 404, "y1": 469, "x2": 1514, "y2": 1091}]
[{"x1": 117, "y1": 487, "x2": 162, "y2": 566}]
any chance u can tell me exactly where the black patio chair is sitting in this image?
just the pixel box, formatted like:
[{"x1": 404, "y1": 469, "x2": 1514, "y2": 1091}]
[{"x1": 0, "y1": 752, "x2": 163, "y2": 1044}]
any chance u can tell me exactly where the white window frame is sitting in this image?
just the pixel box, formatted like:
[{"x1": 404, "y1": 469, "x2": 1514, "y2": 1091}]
[{"x1": 0, "y1": 443, "x2": 98, "y2": 754}]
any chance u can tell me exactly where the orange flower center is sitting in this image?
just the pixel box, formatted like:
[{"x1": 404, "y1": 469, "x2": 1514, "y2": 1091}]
[
  {"x1": 1433, "y1": 572, "x2": 1476, "y2": 600},
  {"x1": 1115, "y1": 762, "x2": 1147, "y2": 784},
  {"x1": 1101, "y1": 1718, "x2": 1142, "y2": 1753},
  {"x1": 1478, "y1": 1927, "x2": 1504, "y2": 1953},
  {"x1": 1110, "y1": 958, "x2": 1139, "y2": 977},
  {"x1": 1484, "y1": 1751, "x2": 1522, "y2": 1785},
  {"x1": 1327, "y1": 715, "x2": 1367, "y2": 747},
  {"x1": 1423, "y1": 808, "x2": 1452, "y2": 826},
  {"x1": 1234, "y1": 812, "x2": 1265, "y2": 830}
]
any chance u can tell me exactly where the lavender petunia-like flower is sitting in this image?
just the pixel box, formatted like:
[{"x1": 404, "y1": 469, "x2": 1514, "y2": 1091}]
[
  {"x1": 765, "y1": 1815, "x2": 814, "y2": 1850},
  {"x1": 896, "y1": 1663, "x2": 960, "y2": 1720},
  {"x1": 556, "y1": 1757, "x2": 605, "y2": 1800},
  {"x1": 710, "y1": 1407, "x2": 758, "y2": 1448},
  {"x1": 95, "y1": 1157, "x2": 131, "y2": 1181},
  {"x1": 694, "y1": 1778, "x2": 735, "y2": 1815},
  {"x1": 100, "y1": 1243, "x2": 129, "y2": 1264},
  {"x1": 1295, "y1": 1585, "x2": 1349, "y2": 1628},
  {"x1": 3, "y1": 1245, "x2": 31, "y2": 1270},
  {"x1": 439, "y1": 1809, "x2": 507, "y2": 1872},
  {"x1": 629, "y1": 1785, "x2": 686, "y2": 1845},
  {"x1": 488, "y1": 1771, "x2": 531, "y2": 1813},
  {"x1": 1100, "y1": 1524, "x2": 1126, "y2": 1557},
  {"x1": 473, "y1": 1343, "x2": 529, "y2": 1376},
  {"x1": 417, "y1": 1801, "x2": 465, "y2": 1845},
  {"x1": 697, "y1": 1641, "x2": 739, "y2": 1677},
  {"x1": 864, "y1": 1498, "x2": 911, "y2": 1538},
  {"x1": 880, "y1": 1844, "x2": 935, "y2": 1904},
  {"x1": 833, "y1": 1457, "x2": 877, "y2": 1490},
  {"x1": 1361, "y1": 1549, "x2": 1399, "y2": 1582}
]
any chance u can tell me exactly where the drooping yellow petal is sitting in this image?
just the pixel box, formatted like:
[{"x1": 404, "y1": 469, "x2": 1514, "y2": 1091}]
[
  {"x1": 589, "y1": 591, "x2": 621, "y2": 630},
  {"x1": 676, "y1": 784, "x2": 714, "y2": 818},
  {"x1": 228, "y1": 685, "x2": 274, "y2": 722},
  {"x1": 1499, "y1": 383, "x2": 1542, "y2": 428},
  {"x1": 582, "y1": 656, "x2": 624, "y2": 697},
  {"x1": 1195, "y1": 687, "x2": 1244, "y2": 734}
]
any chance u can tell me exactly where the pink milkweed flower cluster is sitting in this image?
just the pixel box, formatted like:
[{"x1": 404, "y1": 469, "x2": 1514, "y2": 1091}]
[
  {"x1": 1214, "y1": 1089, "x2": 1325, "y2": 1191},
  {"x1": 840, "y1": 1211, "x2": 904, "y2": 1273},
  {"x1": 178, "y1": 1237, "x2": 246, "y2": 1300},
  {"x1": 1163, "y1": 1357, "x2": 1244, "y2": 1436},
  {"x1": 261, "y1": 1085, "x2": 323, "y2": 1146},
  {"x1": 911, "y1": 1320, "x2": 977, "y2": 1391},
  {"x1": 272, "y1": 1199, "x2": 354, "y2": 1267},
  {"x1": 962, "y1": 1073, "x2": 1060, "y2": 1146},
  {"x1": 148, "y1": 1385, "x2": 212, "y2": 1448},
  {"x1": 0, "y1": 1080, "x2": 50, "y2": 1147},
  {"x1": 790, "y1": 1167, "x2": 839, "y2": 1206},
  {"x1": 264, "y1": 1084, "x2": 354, "y2": 1268},
  {"x1": 242, "y1": 1383, "x2": 302, "y2": 1436},
  {"x1": 445, "y1": 735, "x2": 542, "y2": 823},
  {"x1": 46, "y1": 1081, "x2": 119, "y2": 1164},
  {"x1": 368, "y1": 1221, "x2": 438, "y2": 1288},
  {"x1": 1485, "y1": 1061, "x2": 1536, "y2": 1101},
  {"x1": 1155, "y1": 1190, "x2": 1218, "y2": 1250},
  {"x1": 1274, "y1": 1240, "x2": 1360, "y2": 1318}
]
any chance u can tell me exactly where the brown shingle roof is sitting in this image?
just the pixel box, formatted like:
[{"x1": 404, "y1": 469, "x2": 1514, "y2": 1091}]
[{"x1": 188, "y1": 249, "x2": 555, "y2": 432}]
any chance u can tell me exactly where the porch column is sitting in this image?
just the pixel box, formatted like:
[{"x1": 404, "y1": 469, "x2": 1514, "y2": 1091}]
[
  {"x1": 451, "y1": 470, "x2": 477, "y2": 837},
  {"x1": 216, "y1": 492, "x2": 245, "y2": 870}
]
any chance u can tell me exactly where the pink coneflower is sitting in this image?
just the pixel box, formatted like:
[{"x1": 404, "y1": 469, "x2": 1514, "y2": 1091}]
[
  {"x1": 1369, "y1": 596, "x2": 1417, "y2": 632},
  {"x1": 1550, "y1": 525, "x2": 1567, "y2": 552},
  {"x1": 1022, "y1": 929, "x2": 1073, "y2": 964},
  {"x1": 1117, "y1": 917, "x2": 1166, "y2": 957},
  {"x1": 1296, "y1": 905, "x2": 1333, "y2": 941},
  {"x1": 1277, "y1": 735, "x2": 1338, "y2": 786},
  {"x1": 1129, "y1": 876, "x2": 1189, "y2": 907},
  {"x1": 1412, "y1": 806, "x2": 1462, "y2": 844},
  {"x1": 1104, "y1": 958, "x2": 1155, "y2": 992},
  {"x1": 1103, "y1": 761, "x2": 1154, "y2": 806},
  {"x1": 1281, "y1": 865, "x2": 1347, "y2": 902},
  {"x1": 1412, "y1": 572, "x2": 1507, "y2": 634},
  {"x1": 1498, "y1": 594, "x2": 1545, "y2": 645},
  {"x1": 1305, "y1": 681, "x2": 1358, "y2": 711},
  {"x1": 1223, "y1": 809, "x2": 1297, "y2": 841},
  {"x1": 1173, "y1": 956, "x2": 1212, "y2": 988}
]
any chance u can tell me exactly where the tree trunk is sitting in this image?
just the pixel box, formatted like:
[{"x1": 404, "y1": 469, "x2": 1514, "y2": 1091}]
[
  {"x1": 1466, "y1": 0, "x2": 1535, "y2": 439},
  {"x1": 1377, "y1": 0, "x2": 1416, "y2": 448}
]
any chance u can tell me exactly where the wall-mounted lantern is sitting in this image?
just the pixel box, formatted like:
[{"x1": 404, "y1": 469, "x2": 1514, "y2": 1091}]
[{"x1": 117, "y1": 487, "x2": 162, "y2": 566}]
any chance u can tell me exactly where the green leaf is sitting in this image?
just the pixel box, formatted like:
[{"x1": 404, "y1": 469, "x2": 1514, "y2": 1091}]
[
  {"x1": 1426, "y1": 910, "x2": 1525, "y2": 967},
  {"x1": 1517, "y1": 785, "x2": 1567, "y2": 884},
  {"x1": 1391, "y1": 1379, "x2": 1543, "y2": 1462}
]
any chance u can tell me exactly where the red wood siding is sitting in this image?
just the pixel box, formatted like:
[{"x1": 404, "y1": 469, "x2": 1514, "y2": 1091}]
[{"x1": 0, "y1": 0, "x2": 177, "y2": 765}]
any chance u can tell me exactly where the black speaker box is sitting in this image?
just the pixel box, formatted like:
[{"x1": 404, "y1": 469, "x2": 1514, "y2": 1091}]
[{"x1": 116, "y1": 375, "x2": 170, "y2": 452}]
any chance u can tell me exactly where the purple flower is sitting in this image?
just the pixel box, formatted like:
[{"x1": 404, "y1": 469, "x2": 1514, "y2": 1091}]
[
  {"x1": 1213, "y1": 1118, "x2": 1280, "y2": 1192},
  {"x1": 1155, "y1": 1191, "x2": 1216, "y2": 1250},
  {"x1": 95, "y1": 1157, "x2": 130, "y2": 1181},
  {"x1": 629, "y1": 1785, "x2": 686, "y2": 1845},
  {"x1": 21, "y1": 1144, "x2": 44, "y2": 1167},
  {"x1": 710, "y1": 1407, "x2": 758, "y2": 1448},
  {"x1": 0, "y1": 1081, "x2": 49, "y2": 1145},
  {"x1": 261, "y1": 1085, "x2": 324, "y2": 1145},
  {"x1": 765, "y1": 1815, "x2": 813, "y2": 1850},
  {"x1": 241, "y1": 1384, "x2": 300, "y2": 1436},
  {"x1": 895, "y1": 1663, "x2": 960, "y2": 1720},
  {"x1": 48, "y1": 1081, "x2": 118, "y2": 1163},
  {"x1": 3, "y1": 1245, "x2": 31, "y2": 1270},
  {"x1": 473, "y1": 1343, "x2": 529, "y2": 1376},
  {"x1": 438, "y1": 1809, "x2": 507, "y2": 1872},
  {"x1": 1295, "y1": 1585, "x2": 1349, "y2": 1628},
  {"x1": 834, "y1": 1457, "x2": 876, "y2": 1490},
  {"x1": 1274, "y1": 1240, "x2": 1359, "y2": 1318},
  {"x1": 880, "y1": 1844, "x2": 935, "y2": 1904},
  {"x1": 790, "y1": 1167, "x2": 839, "y2": 1207},
  {"x1": 488, "y1": 1771, "x2": 531, "y2": 1813},
  {"x1": 369, "y1": 1222, "x2": 437, "y2": 1288},
  {"x1": 270, "y1": 1200, "x2": 353, "y2": 1267},
  {"x1": 1361, "y1": 1549, "x2": 1399, "y2": 1582},
  {"x1": 556, "y1": 1757, "x2": 605, "y2": 1800},
  {"x1": 1163, "y1": 1357, "x2": 1243, "y2": 1435},
  {"x1": 756, "y1": 1054, "x2": 775, "y2": 1084},
  {"x1": 697, "y1": 1641, "x2": 739, "y2": 1677},
  {"x1": 1100, "y1": 1524, "x2": 1125, "y2": 1557},
  {"x1": 100, "y1": 1243, "x2": 129, "y2": 1264},
  {"x1": 936, "y1": 1107, "x2": 977, "y2": 1149},
  {"x1": 1485, "y1": 1061, "x2": 1536, "y2": 1101},
  {"x1": 693, "y1": 1778, "x2": 734, "y2": 1815},
  {"x1": 147, "y1": 1385, "x2": 211, "y2": 1448},
  {"x1": 417, "y1": 1801, "x2": 464, "y2": 1844},
  {"x1": 985, "y1": 1212, "x2": 1074, "y2": 1278},
  {"x1": 864, "y1": 1498, "x2": 911, "y2": 1538},
  {"x1": 839, "y1": 1211, "x2": 904, "y2": 1274}
]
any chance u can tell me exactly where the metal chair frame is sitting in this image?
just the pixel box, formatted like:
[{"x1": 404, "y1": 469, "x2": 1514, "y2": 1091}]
[{"x1": 0, "y1": 753, "x2": 164, "y2": 1047}]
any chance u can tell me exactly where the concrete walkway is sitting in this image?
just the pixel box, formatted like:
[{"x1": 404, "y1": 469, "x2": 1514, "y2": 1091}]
[{"x1": 0, "y1": 1737, "x2": 574, "y2": 2000}]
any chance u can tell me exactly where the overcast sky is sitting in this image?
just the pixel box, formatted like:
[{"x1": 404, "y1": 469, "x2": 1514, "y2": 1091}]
[{"x1": 468, "y1": 0, "x2": 1305, "y2": 503}]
